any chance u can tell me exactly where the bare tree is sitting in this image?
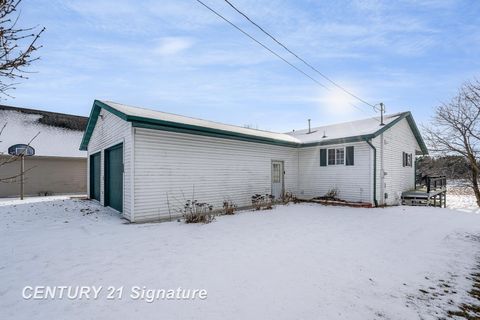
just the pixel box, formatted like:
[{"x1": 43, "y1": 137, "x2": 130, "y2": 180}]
[
  {"x1": 0, "y1": 0, "x2": 45, "y2": 97},
  {"x1": 423, "y1": 80, "x2": 480, "y2": 206}
]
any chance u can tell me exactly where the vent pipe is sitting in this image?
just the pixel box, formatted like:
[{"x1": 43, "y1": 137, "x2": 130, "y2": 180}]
[{"x1": 308, "y1": 119, "x2": 311, "y2": 134}]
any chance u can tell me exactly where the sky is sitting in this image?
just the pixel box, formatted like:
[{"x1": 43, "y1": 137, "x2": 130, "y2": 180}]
[{"x1": 6, "y1": 0, "x2": 480, "y2": 132}]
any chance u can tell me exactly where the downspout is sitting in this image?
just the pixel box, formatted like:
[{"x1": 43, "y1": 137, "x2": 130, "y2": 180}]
[{"x1": 365, "y1": 139, "x2": 378, "y2": 207}]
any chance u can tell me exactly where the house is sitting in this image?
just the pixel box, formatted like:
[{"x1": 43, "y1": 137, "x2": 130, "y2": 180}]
[
  {"x1": 80, "y1": 100, "x2": 428, "y2": 222},
  {"x1": 0, "y1": 105, "x2": 88, "y2": 197}
]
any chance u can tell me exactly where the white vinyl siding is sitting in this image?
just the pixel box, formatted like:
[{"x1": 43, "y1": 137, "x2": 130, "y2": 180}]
[
  {"x1": 86, "y1": 109, "x2": 133, "y2": 220},
  {"x1": 132, "y1": 128, "x2": 298, "y2": 222},
  {"x1": 298, "y1": 142, "x2": 372, "y2": 203},
  {"x1": 372, "y1": 118, "x2": 421, "y2": 206}
]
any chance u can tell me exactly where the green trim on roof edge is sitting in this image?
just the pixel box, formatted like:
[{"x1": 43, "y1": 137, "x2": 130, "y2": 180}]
[
  {"x1": 131, "y1": 121, "x2": 298, "y2": 147},
  {"x1": 301, "y1": 134, "x2": 374, "y2": 147},
  {"x1": 80, "y1": 100, "x2": 298, "y2": 150},
  {"x1": 300, "y1": 112, "x2": 428, "y2": 155},
  {"x1": 376, "y1": 111, "x2": 428, "y2": 155},
  {"x1": 79, "y1": 101, "x2": 428, "y2": 154},
  {"x1": 80, "y1": 100, "x2": 128, "y2": 150}
]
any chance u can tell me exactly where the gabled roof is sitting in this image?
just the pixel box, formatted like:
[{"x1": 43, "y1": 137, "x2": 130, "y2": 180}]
[
  {"x1": 0, "y1": 106, "x2": 87, "y2": 158},
  {"x1": 80, "y1": 100, "x2": 428, "y2": 154},
  {"x1": 287, "y1": 112, "x2": 428, "y2": 154}
]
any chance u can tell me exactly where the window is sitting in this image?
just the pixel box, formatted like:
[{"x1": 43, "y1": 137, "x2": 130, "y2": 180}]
[
  {"x1": 328, "y1": 149, "x2": 336, "y2": 165},
  {"x1": 335, "y1": 148, "x2": 344, "y2": 165},
  {"x1": 403, "y1": 152, "x2": 413, "y2": 167},
  {"x1": 321, "y1": 148, "x2": 346, "y2": 166},
  {"x1": 346, "y1": 146, "x2": 354, "y2": 166},
  {"x1": 272, "y1": 163, "x2": 281, "y2": 183}
]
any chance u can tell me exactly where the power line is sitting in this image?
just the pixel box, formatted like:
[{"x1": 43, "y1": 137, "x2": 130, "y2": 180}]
[
  {"x1": 194, "y1": 0, "x2": 374, "y2": 116},
  {"x1": 195, "y1": 0, "x2": 328, "y2": 90},
  {"x1": 223, "y1": 0, "x2": 376, "y2": 109}
]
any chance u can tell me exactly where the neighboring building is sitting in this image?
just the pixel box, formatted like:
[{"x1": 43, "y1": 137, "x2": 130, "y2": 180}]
[
  {"x1": 0, "y1": 105, "x2": 88, "y2": 197},
  {"x1": 80, "y1": 100, "x2": 428, "y2": 222}
]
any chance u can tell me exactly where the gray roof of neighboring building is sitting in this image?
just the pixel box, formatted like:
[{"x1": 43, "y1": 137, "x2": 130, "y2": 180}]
[
  {"x1": 0, "y1": 105, "x2": 88, "y2": 131},
  {"x1": 0, "y1": 105, "x2": 87, "y2": 158}
]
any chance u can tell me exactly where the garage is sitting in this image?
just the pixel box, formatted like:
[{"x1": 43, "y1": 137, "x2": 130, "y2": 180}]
[{"x1": 104, "y1": 143, "x2": 123, "y2": 212}]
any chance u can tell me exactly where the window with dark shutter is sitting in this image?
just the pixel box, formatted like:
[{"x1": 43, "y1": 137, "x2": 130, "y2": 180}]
[
  {"x1": 320, "y1": 149, "x2": 327, "y2": 166},
  {"x1": 346, "y1": 146, "x2": 354, "y2": 166}
]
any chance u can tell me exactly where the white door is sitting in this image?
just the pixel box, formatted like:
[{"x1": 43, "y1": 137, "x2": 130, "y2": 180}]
[{"x1": 271, "y1": 160, "x2": 284, "y2": 201}]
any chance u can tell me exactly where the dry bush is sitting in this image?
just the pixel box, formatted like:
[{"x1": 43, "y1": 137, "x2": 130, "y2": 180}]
[
  {"x1": 251, "y1": 194, "x2": 274, "y2": 210},
  {"x1": 223, "y1": 200, "x2": 237, "y2": 215},
  {"x1": 323, "y1": 188, "x2": 339, "y2": 200},
  {"x1": 182, "y1": 200, "x2": 214, "y2": 224},
  {"x1": 283, "y1": 192, "x2": 298, "y2": 204}
]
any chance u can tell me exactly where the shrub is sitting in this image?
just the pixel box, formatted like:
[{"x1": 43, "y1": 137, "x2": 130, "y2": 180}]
[
  {"x1": 251, "y1": 194, "x2": 274, "y2": 210},
  {"x1": 182, "y1": 200, "x2": 214, "y2": 224},
  {"x1": 283, "y1": 192, "x2": 298, "y2": 204},
  {"x1": 324, "y1": 188, "x2": 339, "y2": 200},
  {"x1": 223, "y1": 200, "x2": 237, "y2": 215}
]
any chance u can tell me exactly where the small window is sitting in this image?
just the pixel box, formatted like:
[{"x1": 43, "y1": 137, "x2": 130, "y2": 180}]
[
  {"x1": 402, "y1": 152, "x2": 412, "y2": 167},
  {"x1": 272, "y1": 163, "x2": 281, "y2": 183},
  {"x1": 328, "y1": 149, "x2": 336, "y2": 165},
  {"x1": 346, "y1": 146, "x2": 354, "y2": 166},
  {"x1": 336, "y1": 148, "x2": 344, "y2": 165}
]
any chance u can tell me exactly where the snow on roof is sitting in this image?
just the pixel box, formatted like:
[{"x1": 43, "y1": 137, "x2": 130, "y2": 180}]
[
  {"x1": 286, "y1": 113, "x2": 403, "y2": 144},
  {"x1": 0, "y1": 109, "x2": 87, "y2": 158},
  {"x1": 100, "y1": 101, "x2": 413, "y2": 146},
  {"x1": 84, "y1": 100, "x2": 423, "y2": 152},
  {"x1": 101, "y1": 101, "x2": 301, "y2": 144}
]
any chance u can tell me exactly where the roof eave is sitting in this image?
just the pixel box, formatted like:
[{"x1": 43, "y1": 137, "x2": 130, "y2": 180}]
[
  {"x1": 79, "y1": 100, "x2": 300, "y2": 150},
  {"x1": 80, "y1": 101, "x2": 428, "y2": 155},
  {"x1": 300, "y1": 134, "x2": 375, "y2": 148}
]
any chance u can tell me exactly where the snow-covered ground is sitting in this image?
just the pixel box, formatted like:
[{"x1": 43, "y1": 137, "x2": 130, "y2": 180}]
[
  {"x1": 447, "y1": 181, "x2": 480, "y2": 213},
  {"x1": 2, "y1": 196, "x2": 480, "y2": 319}
]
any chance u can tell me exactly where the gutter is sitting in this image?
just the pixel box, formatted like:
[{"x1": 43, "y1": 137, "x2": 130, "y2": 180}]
[{"x1": 365, "y1": 139, "x2": 378, "y2": 207}]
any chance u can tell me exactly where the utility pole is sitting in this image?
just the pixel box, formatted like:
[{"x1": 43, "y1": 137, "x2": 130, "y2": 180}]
[
  {"x1": 380, "y1": 103, "x2": 385, "y2": 126},
  {"x1": 374, "y1": 103, "x2": 385, "y2": 126},
  {"x1": 20, "y1": 154, "x2": 24, "y2": 200}
]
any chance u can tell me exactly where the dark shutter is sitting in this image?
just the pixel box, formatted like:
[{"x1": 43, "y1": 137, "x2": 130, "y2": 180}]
[
  {"x1": 346, "y1": 146, "x2": 354, "y2": 166},
  {"x1": 320, "y1": 149, "x2": 327, "y2": 166},
  {"x1": 402, "y1": 152, "x2": 406, "y2": 167}
]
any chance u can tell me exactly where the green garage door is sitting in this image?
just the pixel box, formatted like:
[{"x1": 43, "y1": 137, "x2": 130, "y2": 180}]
[
  {"x1": 89, "y1": 152, "x2": 101, "y2": 201},
  {"x1": 105, "y1": 143, "x2": 123, "y2": 213}
]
